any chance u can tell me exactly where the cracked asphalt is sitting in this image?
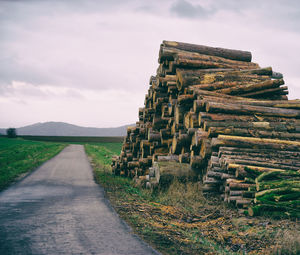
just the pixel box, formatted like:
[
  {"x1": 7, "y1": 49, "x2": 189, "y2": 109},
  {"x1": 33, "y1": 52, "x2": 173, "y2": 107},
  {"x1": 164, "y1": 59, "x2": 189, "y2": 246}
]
[{"x1": 0, "y1": 144, "x2": 159, "y2": 255}]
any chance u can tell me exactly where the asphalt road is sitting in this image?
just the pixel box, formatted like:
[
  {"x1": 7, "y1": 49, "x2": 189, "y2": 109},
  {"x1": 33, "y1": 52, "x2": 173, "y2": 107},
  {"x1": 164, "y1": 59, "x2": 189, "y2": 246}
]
[{"x1": 0, "y1": 145, "x2": 159, "y2": 255}]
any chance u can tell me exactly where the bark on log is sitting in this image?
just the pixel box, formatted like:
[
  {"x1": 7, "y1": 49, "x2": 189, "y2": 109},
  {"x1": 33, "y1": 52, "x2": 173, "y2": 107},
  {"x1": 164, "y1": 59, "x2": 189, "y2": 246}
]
[
  {"x1": 248, "y1": 203, "x2": 300, "y2": 217},
  {"x1": 224, "y1": 158, "x2": 300, "y2": 171},
  {"x1": 150, "y1": 161, "x2": 198, "y2": 187},
  {"x1": 178, "y1": 67, "x2": 272, "y2": 90},
  {"x1": 179, "y1": 153, "x2": 190, "y2": 163},
  {"x1": 162, "y1": 40, "x2": 252, "y2": 62},
  {"x1": 190, "y1": 80, "x2": 264, "y2": 91},
  {"x1": 215, "y1": 79, "x2": 284, "y2": 95},
  {"x1": 208, "y1": 126, "x2": 300, "y2": 140},
  {"x1": 157, "y1": 155, "x2": 179, "y2": 162},
  {"x1": 190, "y1": 155, "x2": 205, "y2": 169},
  {"x1": 229, "y1": 182, "x2": 254, "y2": 190},
  {"x1": 173, "y1": 53, "x2": 258, "y2": 69},
  {"x1": 241, "y1": 86, "x2": 288, "y2": 97},
  {"x1": 206, "y1": 102, "x2": 300, "y2": 118},
  {"x1": 204, "y1": 120, "x2": 300, "y2": 132},
  {"x1": 196, "y1": 97, "x2": 300, "y2": 110},
  {"x1": 218, "y1": 147, "x2": 300, "y2": 159},
  {"x1": 212, "y1": 135, "x2": 300, "y2": 151}
]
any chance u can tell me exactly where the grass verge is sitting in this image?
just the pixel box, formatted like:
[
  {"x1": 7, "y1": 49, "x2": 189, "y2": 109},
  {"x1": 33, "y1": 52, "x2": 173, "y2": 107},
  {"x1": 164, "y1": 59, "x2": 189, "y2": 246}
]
[
  {"x1": 0, "y1": 137, "x2": 66, "y2": 190},
  {"x1": 85, "y1": 143, "x2": 300, "y2": 255}
]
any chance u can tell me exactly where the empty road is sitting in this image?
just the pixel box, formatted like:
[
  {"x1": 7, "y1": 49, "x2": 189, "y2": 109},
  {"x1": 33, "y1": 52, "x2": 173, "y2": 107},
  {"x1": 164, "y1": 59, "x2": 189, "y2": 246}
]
[{"x1": 0, "y1": 145, "x2": 159, "y2": 255}]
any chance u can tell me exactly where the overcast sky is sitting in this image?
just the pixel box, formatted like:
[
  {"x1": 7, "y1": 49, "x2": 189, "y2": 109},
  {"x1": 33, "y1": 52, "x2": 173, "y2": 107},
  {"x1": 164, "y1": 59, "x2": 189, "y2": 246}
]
[{"x1": 0, "y1": 0, "x2": 300, "y2": 128}]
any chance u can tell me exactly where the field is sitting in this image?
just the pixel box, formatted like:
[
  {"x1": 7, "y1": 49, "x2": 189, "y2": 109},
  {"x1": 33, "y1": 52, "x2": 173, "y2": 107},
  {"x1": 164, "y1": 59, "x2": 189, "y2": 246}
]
[
  {"x1": 0, "y1": 135, "x2": 123, "y2": 191},
  {"x1": 0, "y1": 137, "x2": 66, "y2": 190},
  {"x1": 86, "y1": 143, "x2": 300, "y2": 255},
  {"x1": 20, "y1": 135, "x2": 124, "y2": 143},
  {"x1": 1, "y1": 136, "x2": 299, "y2": 254}
]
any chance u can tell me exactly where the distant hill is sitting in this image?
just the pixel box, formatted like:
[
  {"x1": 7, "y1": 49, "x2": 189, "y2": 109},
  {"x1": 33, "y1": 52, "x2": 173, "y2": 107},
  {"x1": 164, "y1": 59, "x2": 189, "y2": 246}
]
[{"x1": 0, "y1": 122, "x2": 133, "y2": 136}]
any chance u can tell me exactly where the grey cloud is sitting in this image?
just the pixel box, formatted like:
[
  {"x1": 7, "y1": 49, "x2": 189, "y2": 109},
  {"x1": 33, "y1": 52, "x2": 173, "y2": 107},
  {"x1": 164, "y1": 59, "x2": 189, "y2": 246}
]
[
  {"x1": 170, "y1": 0, "x2": 213, "y2": 18},
  {"x1": 210, "y1": 0, "x2": 300, "y2": 32},
  {"x1": 166, "y1": 0, "x2": 300, "y2": 32},
  {"x1": 0, "y1": 81, "x2": 84, "y2": 100},
  {"x1": 0, "y1": 0, "x2": 148, "y2": 92}
]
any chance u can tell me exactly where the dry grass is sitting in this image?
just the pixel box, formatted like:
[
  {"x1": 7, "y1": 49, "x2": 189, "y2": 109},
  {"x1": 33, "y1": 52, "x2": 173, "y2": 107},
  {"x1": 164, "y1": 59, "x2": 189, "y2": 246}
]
[
  {"x1": 156, "y1": 180, "x2": 205, "y2": 211},
  {"x1": 272, "y1": 227, "x2": 300, "y2": 255},
  {"x1": 85, "y1": 144, "x2": 300, "y2": 255}
]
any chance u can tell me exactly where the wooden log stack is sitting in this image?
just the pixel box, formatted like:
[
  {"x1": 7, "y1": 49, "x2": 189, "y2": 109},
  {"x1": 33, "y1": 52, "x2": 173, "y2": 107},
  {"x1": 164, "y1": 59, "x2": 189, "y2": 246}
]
[{"x1": 111, "y1": 41, "x2": 300, "y2": 217}]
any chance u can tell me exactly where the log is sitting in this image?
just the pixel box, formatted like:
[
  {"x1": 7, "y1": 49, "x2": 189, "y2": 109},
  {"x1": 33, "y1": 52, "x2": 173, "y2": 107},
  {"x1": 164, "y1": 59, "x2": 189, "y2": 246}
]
[
  {"x1": 235, "y1": 199, "x2": 251, "y2": 207},
  {"x1": 197, "y1": 96, "x2": 300, "y2": 109},
  {"x1": 157, "y1": 155, "x2": 179, "y2": 162},
  {"x1": 255, "y1": 191, "x2": 300, "y2": 203},
  {"x1": 227, "y1": 164, "x2": 288, "y2": 178},
  {"x1": 221, "y1": 173, "x2": 235, "y2": 179},
  {"x1": 208, "y1": 127, "x2": 300, "y2": 140},
  {"x1": 218, "y1": 147, "x2": 300, "y2": 159},
  {"x1": 212, "y1": 135, "x2": 300, "y2": 151},
  {"x1": 227, "y1": 196, "x2": 243, "y2": 203},
  {"x1": 256, "y1": 180, "x2": 300, "y2": 192},
  {"x1": 171, "y1": 49, "x2": 256, "y2": 67},
  {"x1": 177, "y1": 94, "x2": 195, "y2": 106},
  {"x1": 148, "y1": 130, "x2": 161, "y2": 142},
  {"x1": 255, "y1": 187, "x2": 300, "y2": 198},
  {"x1": 190, "y1": 80, "x2": 265, "y2": 91},
  {"x1": 192, "y1": 89, "x2": 290, "y2": 105},
  {"x1": 215, "y1": 79, "x2": 284, "y2": 95},
  {"x1": 173, "y1": 53, "x2": 258, "y2": 69},
  {"x1": 200, "y1": 139, "x2": 212, "y2": 159},
  {"x1": 160, "y1": 128, "x2": 172, "y2": 139},
  {"x1": 139, "y1": 158, "x2": 152, "y2": 168},
  {"x1": 193, "y1": 100, "x2": 204, "y2": 113},
  {"x1": 187, "y1": 128, "x2": 197, "y2": 137},
  {"x1": 229, "y1": 182, "x2": 254, "y2": 190},
  {"x1": 221, "y1": 154, "x2": 300, "y2": 169},
  {"x1": 256, "y1": 170, "x2": 300, "y2": 182},
  {"x1": 206, "y1": 102, "x2": 300, "y2": 118},
  {"x1": 241, "y1": 86, "x2": 288, "y2": 97},
  {"x1": 179, "y1": 153, "x2": 190, "y2": 163},
  {"x1": 204, "y1": 120, "x2": 300, "y2": 132},
  {"x1": 190, "y1": 155, "x2": 205, "y2": 169},
  {"x1": 178, "y1": 67, "x2": 273, "y2": 90},
  {"x1": 248, "y1": 204, "x2": 300, "y2": 217},
  {"x1": 152, "y1": 117, "x2": 169, "y2": 129},
  {"x1": 162, "y1": 40, "x2": 252, "y2": 62},
  {"x1": 202, "y1": 184, "x2": 219, "y2": 192},
  {"x1": 127, "y1": 161, "x2": 140, "y2": 169},
  {"x1": 199, "y1": 112, "x2": 285, "y2": 124},
  {"x1": 184, "y1": 112, "x2": 191, "y2": 129},
  {"x1": 206, "y1": 171, "x2": 223, "y2": 179},
  {"x1": 175, "y1": 105, "x2": 185, "y2": 124},
  {"x1": 203, "y1": 177, "x2": 222, "y2": 185},
  {"x1": 151, "y1": 161, "x2": 198, "y2": 186},
  {"x1": 189, "y1": 112, "x2": 199, "y2": 128}
]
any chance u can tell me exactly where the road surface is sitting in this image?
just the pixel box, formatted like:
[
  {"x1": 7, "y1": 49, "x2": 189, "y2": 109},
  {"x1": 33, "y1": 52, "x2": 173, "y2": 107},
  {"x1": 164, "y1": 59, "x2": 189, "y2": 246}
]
[{"x1": 0, "y1": 145, "x2": 159, "y2": 255}]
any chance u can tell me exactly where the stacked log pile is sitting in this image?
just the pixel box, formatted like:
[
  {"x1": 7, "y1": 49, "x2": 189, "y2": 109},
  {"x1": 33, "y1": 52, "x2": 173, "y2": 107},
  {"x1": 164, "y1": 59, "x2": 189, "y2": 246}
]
[{"x1": 112, "y1": 41, "x2": 300, "y2": 217}]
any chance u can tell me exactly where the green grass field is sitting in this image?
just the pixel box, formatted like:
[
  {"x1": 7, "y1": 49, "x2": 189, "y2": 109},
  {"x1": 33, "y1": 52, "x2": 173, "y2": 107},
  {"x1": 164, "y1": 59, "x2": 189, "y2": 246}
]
[
  {"x1": 84, "y1": 143, "x2": 122, "y2": 166},
  {"x1": 20, "y1": 135, "x2": 124, "y2": 143},
  {"x1": 0, "y1": 136, "x2": 122, "y2": 191},
  {"x1": 0, "y1": 137, "x2": 66, "y2": 190}
]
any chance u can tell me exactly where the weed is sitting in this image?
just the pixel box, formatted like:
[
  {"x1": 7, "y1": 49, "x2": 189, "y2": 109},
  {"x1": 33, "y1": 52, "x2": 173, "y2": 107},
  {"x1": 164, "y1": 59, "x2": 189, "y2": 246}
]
[{"x1": 272, "y1": 227, "x2": 300, "y2": 255}]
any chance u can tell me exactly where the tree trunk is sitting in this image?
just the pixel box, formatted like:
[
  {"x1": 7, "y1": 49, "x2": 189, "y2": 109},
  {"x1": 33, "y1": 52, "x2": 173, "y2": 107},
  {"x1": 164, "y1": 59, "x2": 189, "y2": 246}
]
[
  {"x1": 212, "y1": 135, "x2": 300, "y2": 151},
  {"x1": 206, "y1": 102, "x2": 300, "y2": 118},
  {"x1": 162, "y1": 40, "x2": 252, "y2": 62},
  {"x1": 215, "y1": 79, "x2": 284, "y2": 95}
]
